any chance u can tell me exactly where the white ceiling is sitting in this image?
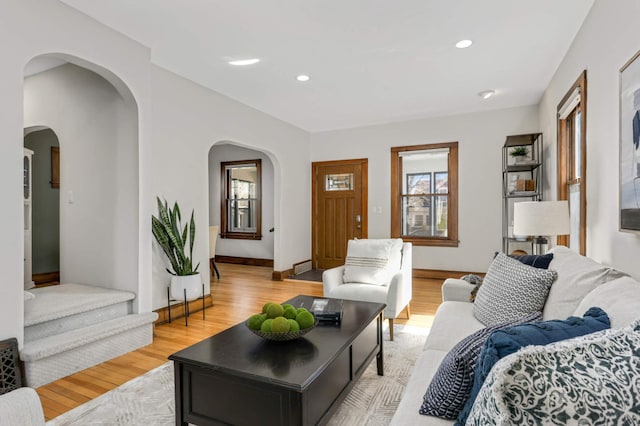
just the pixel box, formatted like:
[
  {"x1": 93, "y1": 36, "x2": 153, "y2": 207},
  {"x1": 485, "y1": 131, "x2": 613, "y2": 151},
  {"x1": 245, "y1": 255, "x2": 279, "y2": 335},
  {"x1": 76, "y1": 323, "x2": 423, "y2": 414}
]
[{"x1": 59, "y1": 0, "x2": 594, "y2": 132}]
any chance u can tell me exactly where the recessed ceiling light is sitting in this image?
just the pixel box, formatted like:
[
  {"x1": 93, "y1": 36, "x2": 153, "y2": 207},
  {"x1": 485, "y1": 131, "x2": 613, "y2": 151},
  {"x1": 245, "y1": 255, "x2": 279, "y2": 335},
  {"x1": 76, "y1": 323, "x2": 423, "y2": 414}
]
[
  {"x1": 228, "y1": 58, "x2": 260, "y2": 66},
  {"x1": 478, "y1": 90, "x2": 496, "y2": 99},
  {"x1": 296, "y1": 75, "x2": 310, "y2": 82},
  {"x1": 455, "y1": 39, "x2": 473, "y2": 49}
]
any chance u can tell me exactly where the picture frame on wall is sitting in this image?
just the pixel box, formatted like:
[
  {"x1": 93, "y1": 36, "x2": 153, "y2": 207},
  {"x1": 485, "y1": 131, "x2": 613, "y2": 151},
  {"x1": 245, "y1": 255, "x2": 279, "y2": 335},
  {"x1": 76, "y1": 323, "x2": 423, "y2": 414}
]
[{"x1": 620, "y1": 49, "x2": 640, "y2": 231}]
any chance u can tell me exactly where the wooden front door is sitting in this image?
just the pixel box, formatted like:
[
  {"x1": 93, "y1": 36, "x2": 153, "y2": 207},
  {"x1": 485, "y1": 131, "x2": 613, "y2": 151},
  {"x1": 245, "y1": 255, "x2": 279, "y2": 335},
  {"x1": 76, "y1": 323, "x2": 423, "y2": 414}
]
[{"x1": 312, "y1": 159, "x2": 367, "y2": 269}]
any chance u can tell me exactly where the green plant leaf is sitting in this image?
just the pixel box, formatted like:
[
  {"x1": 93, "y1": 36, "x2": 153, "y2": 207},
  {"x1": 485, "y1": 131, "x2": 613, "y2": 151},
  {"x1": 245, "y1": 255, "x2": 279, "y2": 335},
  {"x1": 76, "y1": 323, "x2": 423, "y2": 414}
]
[{"x1": 152, "y1": 197, "x2": 197, "y2": 276}]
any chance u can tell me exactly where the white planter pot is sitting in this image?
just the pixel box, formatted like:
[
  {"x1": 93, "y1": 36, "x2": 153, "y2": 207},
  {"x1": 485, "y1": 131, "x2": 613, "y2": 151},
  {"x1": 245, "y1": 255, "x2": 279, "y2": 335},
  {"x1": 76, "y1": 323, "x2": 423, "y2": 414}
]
[{"x1": 170, "y1": 273, "x2": 202, "y2": 302}]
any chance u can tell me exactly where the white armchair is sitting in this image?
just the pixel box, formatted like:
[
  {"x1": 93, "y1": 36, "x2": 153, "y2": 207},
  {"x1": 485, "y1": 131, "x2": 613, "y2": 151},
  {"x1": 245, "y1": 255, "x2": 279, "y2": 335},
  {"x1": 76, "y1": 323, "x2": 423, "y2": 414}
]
[{"x1": 322, "y1": 240, "x2": 412, "y2": 340}]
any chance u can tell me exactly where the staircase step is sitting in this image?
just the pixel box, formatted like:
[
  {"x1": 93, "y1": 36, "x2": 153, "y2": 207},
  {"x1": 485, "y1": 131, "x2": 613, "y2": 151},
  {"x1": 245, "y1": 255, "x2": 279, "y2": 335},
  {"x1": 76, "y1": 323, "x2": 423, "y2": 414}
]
[
  {"x1": 25, "y1": 283, "x2": 135, "y2": 327},
  {"x1": 21, "y1": 313, "x2": 157, "y2": 388}
]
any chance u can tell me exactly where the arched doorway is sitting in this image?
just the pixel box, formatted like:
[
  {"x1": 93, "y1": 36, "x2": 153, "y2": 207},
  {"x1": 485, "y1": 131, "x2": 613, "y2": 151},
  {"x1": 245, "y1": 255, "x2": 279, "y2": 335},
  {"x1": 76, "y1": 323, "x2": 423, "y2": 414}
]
[
  {"x1": 23, "y1": 55, "x2": 140, "y2": 297},
  {"x1": 208, "y1": 142, "x2": 276, "y2": 277}
]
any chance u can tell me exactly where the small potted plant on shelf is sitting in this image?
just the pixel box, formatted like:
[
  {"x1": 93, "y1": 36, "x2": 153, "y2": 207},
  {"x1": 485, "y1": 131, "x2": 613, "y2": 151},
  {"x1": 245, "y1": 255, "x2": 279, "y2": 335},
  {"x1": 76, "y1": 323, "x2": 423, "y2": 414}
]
[
  {"x1": 152, "y1": 197, "x2": 201, "y2": 302},
  {"x1": 509, "y1": 146, "x2": 529, "y2": 163}
]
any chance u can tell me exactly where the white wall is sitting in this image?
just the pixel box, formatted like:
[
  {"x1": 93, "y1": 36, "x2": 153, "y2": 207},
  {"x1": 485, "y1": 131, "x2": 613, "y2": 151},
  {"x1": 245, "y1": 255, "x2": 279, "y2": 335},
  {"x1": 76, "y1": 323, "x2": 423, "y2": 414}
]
[
  {"x1": 24, "y1": 64, "x2": 139, "y2": 296},
  {"x1": 148, "y1": 66, "x2": 310, "y2": 309},
  {"x1": 208, "y1": 144, "x2": 275, "y2": 260},
  {"x1": 538, "y1": 0, "x2": 640, "y2": 278},
  {"x1": 311, "y1": 106, "x2": 539, "y2": 272},
  {"x1": 1, "y1": 0, "x2": 311, "y2": 343}
]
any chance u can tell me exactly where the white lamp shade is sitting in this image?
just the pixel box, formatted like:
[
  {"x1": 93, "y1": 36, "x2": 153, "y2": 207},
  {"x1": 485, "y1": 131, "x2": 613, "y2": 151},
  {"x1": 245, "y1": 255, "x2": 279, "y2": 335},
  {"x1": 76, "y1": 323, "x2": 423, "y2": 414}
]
[{"x1": 513, "y1": 201, "x2": 570, "y2": 236}]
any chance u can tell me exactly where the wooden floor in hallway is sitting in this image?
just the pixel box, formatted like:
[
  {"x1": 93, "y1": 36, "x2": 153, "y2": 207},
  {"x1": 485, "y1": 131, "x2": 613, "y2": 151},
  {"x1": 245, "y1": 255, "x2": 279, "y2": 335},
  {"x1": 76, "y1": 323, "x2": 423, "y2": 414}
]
[{"x1": 36, "y1": 263, "x2": 444, "y2": 420}]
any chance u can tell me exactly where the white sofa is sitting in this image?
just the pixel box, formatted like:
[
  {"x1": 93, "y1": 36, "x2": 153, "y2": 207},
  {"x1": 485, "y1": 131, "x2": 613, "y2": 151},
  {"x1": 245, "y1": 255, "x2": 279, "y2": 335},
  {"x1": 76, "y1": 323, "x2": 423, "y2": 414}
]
[{"x1": 390, "y1": 246, "x2": 640, "y2": 425}]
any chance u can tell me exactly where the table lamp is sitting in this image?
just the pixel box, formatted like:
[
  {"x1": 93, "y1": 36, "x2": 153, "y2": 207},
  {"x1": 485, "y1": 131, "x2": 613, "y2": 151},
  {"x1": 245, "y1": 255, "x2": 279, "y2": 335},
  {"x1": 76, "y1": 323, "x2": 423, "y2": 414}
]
[{"x1": 513, "y1": 200, "x2": 570, "y2": 255}]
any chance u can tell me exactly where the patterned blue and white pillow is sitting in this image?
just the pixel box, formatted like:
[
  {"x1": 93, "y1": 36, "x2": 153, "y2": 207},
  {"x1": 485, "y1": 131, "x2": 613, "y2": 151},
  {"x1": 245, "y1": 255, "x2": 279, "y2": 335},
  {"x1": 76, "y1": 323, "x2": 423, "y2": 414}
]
[
  {"x1": 473, "y1": 253, "x2": 557, "y2": 326},
  {"x1": 466, "y1": 321, "x2": 640, "y2": 425},
  {"x1": 418, "y1": 311, "x2": 541, "y2": 419}
]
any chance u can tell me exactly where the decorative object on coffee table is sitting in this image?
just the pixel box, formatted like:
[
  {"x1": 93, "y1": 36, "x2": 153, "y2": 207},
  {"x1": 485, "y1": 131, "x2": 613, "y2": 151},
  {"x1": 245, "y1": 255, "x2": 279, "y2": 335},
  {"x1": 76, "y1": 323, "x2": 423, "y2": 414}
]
[{"x1": 246, "y1": 319, "x2": 318, "y2": 341}]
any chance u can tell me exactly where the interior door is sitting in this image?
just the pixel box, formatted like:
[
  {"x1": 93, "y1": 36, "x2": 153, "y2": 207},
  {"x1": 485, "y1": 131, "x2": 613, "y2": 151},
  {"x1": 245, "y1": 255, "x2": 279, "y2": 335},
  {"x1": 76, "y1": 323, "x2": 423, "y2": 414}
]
[{"x1": 312, "y1": 159, "x2": 367, "y2": 270}]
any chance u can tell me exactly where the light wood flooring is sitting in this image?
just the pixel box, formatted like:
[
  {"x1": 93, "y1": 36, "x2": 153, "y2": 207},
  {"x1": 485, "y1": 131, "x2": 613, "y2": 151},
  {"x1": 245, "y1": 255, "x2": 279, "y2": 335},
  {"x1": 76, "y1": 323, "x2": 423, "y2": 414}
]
[{"x1": 36, "y1": 263, "x2": 444, "y2": 420}]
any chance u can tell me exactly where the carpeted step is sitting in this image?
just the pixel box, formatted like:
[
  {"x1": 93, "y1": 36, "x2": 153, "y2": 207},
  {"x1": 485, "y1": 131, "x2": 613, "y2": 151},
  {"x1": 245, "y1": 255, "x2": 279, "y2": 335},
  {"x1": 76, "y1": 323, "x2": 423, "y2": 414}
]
[
  {"x1": 25, "y1": 283, "x2": 136, "y2": 342},
  {"x1": 21, "y1": 312, "x2": 158, "y2": 388}
]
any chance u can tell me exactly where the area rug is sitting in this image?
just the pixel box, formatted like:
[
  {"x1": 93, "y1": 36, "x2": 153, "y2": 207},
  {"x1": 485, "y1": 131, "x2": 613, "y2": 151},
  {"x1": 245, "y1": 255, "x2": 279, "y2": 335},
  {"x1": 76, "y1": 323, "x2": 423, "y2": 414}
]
[
  {"x1": 47, "y1": 324, "x2": 429, "y2": 426},
  {"x1": 287, "y1": 269, "x2": 325, "y2": 282}
]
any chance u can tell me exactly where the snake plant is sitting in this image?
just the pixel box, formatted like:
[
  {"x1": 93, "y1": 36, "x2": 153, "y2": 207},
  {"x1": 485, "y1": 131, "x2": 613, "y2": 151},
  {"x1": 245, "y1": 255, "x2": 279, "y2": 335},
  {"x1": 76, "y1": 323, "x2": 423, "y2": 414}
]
[{"x1": 152, "y1": 197, "x2": 200, "y2": 276}]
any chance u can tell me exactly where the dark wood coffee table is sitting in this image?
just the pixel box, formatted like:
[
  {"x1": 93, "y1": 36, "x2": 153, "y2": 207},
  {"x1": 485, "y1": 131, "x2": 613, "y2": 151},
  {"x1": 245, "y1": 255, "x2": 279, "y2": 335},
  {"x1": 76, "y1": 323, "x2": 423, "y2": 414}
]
[{"x1": 169, "y1": 295, "x2": 385, "y2": 426}]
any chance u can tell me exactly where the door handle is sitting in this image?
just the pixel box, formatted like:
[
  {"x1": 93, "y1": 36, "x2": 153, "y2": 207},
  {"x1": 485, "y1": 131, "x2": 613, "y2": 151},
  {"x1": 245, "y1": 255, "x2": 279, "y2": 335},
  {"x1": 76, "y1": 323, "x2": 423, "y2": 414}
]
[{"x1": 355, "y1": 214, "x2": 361, "y2": 229}]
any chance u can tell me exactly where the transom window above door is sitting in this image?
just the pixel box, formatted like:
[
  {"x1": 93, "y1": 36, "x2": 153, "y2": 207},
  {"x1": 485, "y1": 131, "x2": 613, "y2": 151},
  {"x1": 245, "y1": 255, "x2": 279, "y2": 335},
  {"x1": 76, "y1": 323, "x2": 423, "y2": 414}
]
[
  {"x1": 391, "y1": 142, "x2": 459, "y2": 247},
  {"x1": 220, "y1": 159, "x2": 262, "y2": 240}
]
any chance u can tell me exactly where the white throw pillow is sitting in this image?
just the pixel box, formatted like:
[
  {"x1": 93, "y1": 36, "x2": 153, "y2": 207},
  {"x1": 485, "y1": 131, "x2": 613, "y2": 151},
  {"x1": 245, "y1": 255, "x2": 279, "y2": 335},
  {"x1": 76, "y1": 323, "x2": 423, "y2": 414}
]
[
  {"x1": 574, "y1": 276, "x2": 640, "y2": 328},
  {"x1": 24, "y1": 291, "x2": 35, "y2": 301},
  {"x1": 544, "y1": 246, "x2": 627, "y2": 320},
  {"x1": 343, "y1": 238, "x2": 403, "y2": 286}
]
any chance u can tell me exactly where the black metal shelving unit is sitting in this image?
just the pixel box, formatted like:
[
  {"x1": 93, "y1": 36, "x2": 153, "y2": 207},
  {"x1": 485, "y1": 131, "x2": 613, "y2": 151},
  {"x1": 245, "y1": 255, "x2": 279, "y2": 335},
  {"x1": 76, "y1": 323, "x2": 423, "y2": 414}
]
[{"x1": 502, "y1": 133, "x2": 543, "y2": 253}]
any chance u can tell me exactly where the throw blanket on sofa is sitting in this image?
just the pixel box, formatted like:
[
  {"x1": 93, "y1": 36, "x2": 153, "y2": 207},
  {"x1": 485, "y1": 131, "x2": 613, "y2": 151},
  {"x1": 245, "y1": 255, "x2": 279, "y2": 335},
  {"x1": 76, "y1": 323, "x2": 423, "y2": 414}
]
[{"x1": 466, "y1": 321, "x2": 640, "y2": 425}]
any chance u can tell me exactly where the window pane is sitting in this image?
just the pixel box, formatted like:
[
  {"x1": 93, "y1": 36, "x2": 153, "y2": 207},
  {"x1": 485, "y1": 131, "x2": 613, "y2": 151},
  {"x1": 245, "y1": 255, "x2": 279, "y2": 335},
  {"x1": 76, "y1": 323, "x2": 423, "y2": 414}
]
[
  {"x1": 434, "y1": 172, "x2": 448, "y2": 193},
  {"x1": 229, "y1": 199, "x2": 257, "y2": 232},
  {"x1": 406, "y1": 173, "x2": 431, "y2": 195},
  {"x1": 574, "y1": 111, "x2": 581, "y2": 179},
  {"x1": 402, "y1": 195, "x2": 432, "y2": 237},
  {"x1": 325, "y1": 173, "x2": 353, "y2": 191},
  {"x1": 569, "y1": 183, "x2": 580, "y2": 252},
  {"x1": 434, "y1": 195, "x2": 448, "y2": 237}
]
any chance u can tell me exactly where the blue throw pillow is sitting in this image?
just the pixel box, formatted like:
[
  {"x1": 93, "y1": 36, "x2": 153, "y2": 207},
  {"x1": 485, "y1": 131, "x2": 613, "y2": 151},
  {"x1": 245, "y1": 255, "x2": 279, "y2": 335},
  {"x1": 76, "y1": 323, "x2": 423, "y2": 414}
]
[
  {"x1": 509, "y1": 252, "x2": 554, "y2": 269},
  {"x1": 493, "y1": 252, "x2": 554, "y2": 269},
  {"x1": 455, "y1": 307, "x2": 610, "y2": 426},
  {"x1": 419, "y1": 311, "x2": 541, "y2": 419}
]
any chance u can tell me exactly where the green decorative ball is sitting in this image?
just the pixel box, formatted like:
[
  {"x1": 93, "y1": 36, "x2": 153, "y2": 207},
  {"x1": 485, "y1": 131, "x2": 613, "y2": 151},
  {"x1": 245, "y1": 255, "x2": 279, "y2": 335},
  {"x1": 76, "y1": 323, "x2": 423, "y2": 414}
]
[
  {"x1": 248, "y1": 313, "x2": 267, "y2": 330},
  {"x1": 283, "y1": 307, "x2": 298, "y2": 320},
  {"x1": 271, "y1": 316, "x2": 290, "y2": 333},
  {"x1": 296, "y1": 311, "x2": 315, "y2": 330},
  {"x1": 282, "y1": 303, "x2": 295, "y2": 311},
  {"x1": 260, "y1": 319, "x2": 273, "y2": 333},
  {"x1": 296, "y1": 307, "x2": 309, "y2": 315},
  {"x1": 288, "y1": 319, "x2": 300, "y2": 332},
  {"x1": 262, "y1": 302, "x2": 273, "y2": 314},
  {"x1": 266, "y1": 303, "x2": 285, "y2": 319}
]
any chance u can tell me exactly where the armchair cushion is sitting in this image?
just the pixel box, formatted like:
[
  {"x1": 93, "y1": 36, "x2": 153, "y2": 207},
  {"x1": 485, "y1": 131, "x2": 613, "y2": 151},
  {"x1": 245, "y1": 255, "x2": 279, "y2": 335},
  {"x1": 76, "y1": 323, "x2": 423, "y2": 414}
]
[{"x1": 343, "y1": 238, "x2": 403, "y2": 285}]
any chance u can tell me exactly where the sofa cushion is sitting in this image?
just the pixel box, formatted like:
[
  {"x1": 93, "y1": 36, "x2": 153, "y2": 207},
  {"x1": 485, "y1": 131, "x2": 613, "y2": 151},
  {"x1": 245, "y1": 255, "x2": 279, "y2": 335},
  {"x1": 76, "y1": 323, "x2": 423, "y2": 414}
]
[
  {"x1": 543, "y1": 245, "x2": 627, "y2": 320},
  {"x1": 342, "y1": 238, "x2": 403, "y2": 285},
  {"x1": 574, "y1": 276, "x2": 640, "y2": 328},
  {"x1": 424, "y1": 302, "x2": 485, "y2": 352},
  {"x1": 465, "y1": 321, "x2": 640, "y2": 425},
  {"x1": 457, "y1": 307, "x2": 611, "y2": 425},
  {"x1": 473, "y1": 253, "x2": 556, "y2": 326},
  {"x1": 389, "y1": 349, "x2": 451, "y2": 426},
  {"x1": 419, "y1": 311, "x2": 541, "y2": 420}
]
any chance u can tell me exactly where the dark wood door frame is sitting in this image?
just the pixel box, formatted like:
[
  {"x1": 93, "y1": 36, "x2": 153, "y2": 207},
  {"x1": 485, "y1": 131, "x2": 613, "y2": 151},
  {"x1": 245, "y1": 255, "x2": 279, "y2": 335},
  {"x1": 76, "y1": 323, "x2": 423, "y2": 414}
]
[{"x1": 312, "y1": 158, "x2": 368, "y2": 270}]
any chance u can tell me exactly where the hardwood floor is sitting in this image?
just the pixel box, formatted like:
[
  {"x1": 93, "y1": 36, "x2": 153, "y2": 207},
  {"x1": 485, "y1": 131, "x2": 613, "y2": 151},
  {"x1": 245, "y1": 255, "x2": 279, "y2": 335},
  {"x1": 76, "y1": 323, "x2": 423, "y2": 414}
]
[{"x1": 36, "y1": 263, "x2": 444, "y2": 420}]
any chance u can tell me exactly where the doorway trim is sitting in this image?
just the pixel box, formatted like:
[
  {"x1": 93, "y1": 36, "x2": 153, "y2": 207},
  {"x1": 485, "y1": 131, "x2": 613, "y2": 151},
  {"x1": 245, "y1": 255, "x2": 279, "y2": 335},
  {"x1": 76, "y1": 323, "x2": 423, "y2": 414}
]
[{"x1": 311, "y1": 158, "x2": 368, "y2": 269}]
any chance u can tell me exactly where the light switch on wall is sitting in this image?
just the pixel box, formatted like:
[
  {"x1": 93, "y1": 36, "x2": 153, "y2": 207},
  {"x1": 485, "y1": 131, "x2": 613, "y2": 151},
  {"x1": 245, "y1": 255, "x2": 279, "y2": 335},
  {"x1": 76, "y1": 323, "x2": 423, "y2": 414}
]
[{"x1": 68, "y1": 190, "x2": 74, "y2": 204}]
